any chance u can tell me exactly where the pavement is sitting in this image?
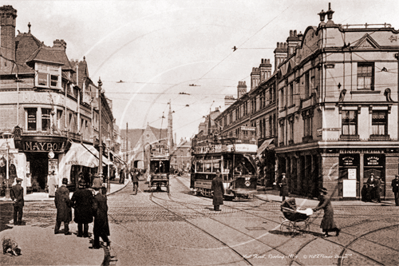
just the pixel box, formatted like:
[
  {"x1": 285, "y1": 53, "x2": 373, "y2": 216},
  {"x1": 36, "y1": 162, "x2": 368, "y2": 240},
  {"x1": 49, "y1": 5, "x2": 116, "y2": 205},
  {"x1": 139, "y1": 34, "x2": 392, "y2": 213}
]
[
  {"x1": 255, "y1": 187, "x2": 396, "y2": 207},
  {"x1": 0, "y1": 179, "x2": 129, "y2": 266}
]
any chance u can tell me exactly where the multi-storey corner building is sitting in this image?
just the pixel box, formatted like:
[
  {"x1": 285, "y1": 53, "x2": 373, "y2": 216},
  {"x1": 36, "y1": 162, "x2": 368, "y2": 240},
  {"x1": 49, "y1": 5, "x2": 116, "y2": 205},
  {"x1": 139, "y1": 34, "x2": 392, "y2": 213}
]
[
  {"x1": 215, "y1": 3, "x2": 399, "y2": 200},
  {"x1": 276, "y1": 4, "x2": 399, "y2": 200},
  {"x1": 0, "y1": 5, "x2": 115, "y2": 195}
]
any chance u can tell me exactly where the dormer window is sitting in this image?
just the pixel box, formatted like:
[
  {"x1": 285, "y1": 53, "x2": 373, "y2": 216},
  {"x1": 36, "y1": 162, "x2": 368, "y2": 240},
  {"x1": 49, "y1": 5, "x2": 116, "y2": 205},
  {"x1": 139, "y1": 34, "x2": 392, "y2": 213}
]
[{"x1": 35, "y1": 62, "x2": 61, "y2": 89}]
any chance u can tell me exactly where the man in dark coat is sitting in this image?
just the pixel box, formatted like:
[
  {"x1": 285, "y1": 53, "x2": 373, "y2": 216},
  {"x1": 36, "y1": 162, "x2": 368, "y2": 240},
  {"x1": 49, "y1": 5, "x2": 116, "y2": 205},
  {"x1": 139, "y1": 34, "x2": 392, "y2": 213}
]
[
  {"x1": 374, "y1": 175, "x2": 381, "y2": 203},
  {"x1": 54, "y1": 178, "x2": 72, "y2": 235},
  {"x1": 211, "y1": 171, "x2": 224, "y2": 211},
  {"x1": 279, "y1": 173, "x2": 288, "y2": 201},
  {"x1": 367, "y1": 174, "x2": 376, "y2": 201},
  {"x1": 91, "y1": 178, "x2": 110, "y2": 249},
  {"x1": 392, "y1": 175, "x2": 399, "y2": 206},
  {"x1": 313, "y1": 187, "x2": 340, "y2": 237},
  {"x1": 71, "y1": 178, "x2": 93, "y2": 237},
  {"x1": 10, "y1": 178, "x2": 24, "y2": 225},
  {"x1": 131, "y1": 169, "x2": 139, "y2": 195},
  {"x1": 119, "y1": 168, "x2": 125, "y2": 184}
]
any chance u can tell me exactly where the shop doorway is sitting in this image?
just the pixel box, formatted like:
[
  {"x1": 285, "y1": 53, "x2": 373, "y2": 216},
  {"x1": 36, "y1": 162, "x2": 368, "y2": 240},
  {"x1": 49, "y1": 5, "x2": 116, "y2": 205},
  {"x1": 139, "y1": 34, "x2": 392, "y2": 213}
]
[
  {"x1": 364, "y1": 154, "x2": 385, "y2": 199},
  {"x1": 26, "y1": 153, "x2": 48, "y2": 192}
]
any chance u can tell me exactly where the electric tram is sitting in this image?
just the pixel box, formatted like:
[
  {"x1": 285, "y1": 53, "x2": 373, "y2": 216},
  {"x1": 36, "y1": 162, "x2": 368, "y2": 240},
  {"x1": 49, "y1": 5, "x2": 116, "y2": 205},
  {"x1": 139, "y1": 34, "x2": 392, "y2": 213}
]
[
  {"x1": 190, "y1": 134, "x2": 258, "y2": 199},
  {"x1": 146, "y1": 140, "x2": 170, "y2": 193}
]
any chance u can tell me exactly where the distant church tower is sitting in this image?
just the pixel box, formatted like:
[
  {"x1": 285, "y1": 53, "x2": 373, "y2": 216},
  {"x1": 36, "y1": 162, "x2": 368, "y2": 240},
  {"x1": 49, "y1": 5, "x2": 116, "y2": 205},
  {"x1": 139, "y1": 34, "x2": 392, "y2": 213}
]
[{"x1": 167, "y1": 101, "x2": 174, "y2": 151}]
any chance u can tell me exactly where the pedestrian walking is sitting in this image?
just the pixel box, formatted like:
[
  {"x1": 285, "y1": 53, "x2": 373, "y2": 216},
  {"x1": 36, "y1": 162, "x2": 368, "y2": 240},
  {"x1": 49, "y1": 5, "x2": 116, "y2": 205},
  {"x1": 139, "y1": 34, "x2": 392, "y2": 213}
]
[
  {"x1": 10, "y1": 178, "x2": 24, "y2": 225},
  {"x1": 119, "y1": 168, "x2": 125, "y2": 184},
  {"x1": 47, "y1": 171, "x2": 58, "y2": 197},
  {"x1": 279, "y1": 173, "x2": 288, "y2": 201},
  {"x1": 71, "y1": 177, "x2": 93, "y2": 237},
  {"x1": 211, "y1": 170, "x2": 224, "y2": 211},
  {"x1": 91, "y1": 178, "x2": 111, "y2": 249},
  {"x1": 374, "y1": 175, "x2": 381, "y2": 203},
  {"x1": 313, "y1": 187, "x2": 340, "y2": 237},
  {"x1": 54, "y1": 178, "x2": 72, "y2": 235},
  {"x1": 391, "y1": 175, "x2": 399, "y2": 206},
  {"x1": 131, "y1": 169, "x2": 139, "y2": 195}
]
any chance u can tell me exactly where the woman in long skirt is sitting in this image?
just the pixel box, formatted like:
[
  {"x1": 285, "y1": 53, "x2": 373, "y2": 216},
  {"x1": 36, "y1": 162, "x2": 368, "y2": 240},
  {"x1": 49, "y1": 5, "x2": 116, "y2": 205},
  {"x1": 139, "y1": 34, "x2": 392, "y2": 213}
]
[{"x1": 313, "y1": 187, "x2": 340, "y2": 237}]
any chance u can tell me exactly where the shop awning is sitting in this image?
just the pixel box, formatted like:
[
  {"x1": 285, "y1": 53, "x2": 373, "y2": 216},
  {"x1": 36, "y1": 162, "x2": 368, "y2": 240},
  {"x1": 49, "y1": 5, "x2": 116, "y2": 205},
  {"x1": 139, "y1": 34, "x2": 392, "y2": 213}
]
[
  {"x1": 256, "y1": 139, "x2": 275, "y2": 157},
  {"x1": 61, "y1": 142, "x2": 111, "y2": 168},
  {"x1": 81, "y1": 144, "x2": 112, "y2": 166}
]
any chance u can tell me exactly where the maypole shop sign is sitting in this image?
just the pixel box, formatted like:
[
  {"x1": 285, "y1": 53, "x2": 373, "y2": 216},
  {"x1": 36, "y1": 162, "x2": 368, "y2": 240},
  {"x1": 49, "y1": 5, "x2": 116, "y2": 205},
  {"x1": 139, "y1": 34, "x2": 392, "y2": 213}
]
[{"x1": 23, "y1": 141, "x2": 66, "y2": 152}]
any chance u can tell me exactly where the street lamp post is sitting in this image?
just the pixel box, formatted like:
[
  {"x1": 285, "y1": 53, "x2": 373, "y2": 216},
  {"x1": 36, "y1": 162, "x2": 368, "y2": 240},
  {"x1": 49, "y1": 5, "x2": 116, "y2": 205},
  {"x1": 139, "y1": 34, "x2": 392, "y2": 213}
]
[
  {"x1": 106, "y1": 137, "x2": 111, "y2": 193},
  {"x1": 98, "y1": 79, "x2": 103, "y2": 181},
  {"x1": 4, "y1": 140, "x2": 10, "y2": 199}
]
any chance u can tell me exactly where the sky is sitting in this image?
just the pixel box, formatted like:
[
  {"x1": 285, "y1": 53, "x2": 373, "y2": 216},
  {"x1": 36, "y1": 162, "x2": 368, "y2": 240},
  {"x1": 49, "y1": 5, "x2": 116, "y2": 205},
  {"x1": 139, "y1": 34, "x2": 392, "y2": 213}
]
[{"x1": 7, "y1": 0, "x2": 399, "y2": 142}]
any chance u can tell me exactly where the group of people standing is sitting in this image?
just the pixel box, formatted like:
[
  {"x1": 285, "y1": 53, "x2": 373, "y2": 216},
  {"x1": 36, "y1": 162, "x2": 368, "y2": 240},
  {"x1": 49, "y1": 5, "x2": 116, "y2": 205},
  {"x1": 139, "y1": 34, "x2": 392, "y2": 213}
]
[{"x1": 54, "y1": 172, "x2": 110, "y2": 249}]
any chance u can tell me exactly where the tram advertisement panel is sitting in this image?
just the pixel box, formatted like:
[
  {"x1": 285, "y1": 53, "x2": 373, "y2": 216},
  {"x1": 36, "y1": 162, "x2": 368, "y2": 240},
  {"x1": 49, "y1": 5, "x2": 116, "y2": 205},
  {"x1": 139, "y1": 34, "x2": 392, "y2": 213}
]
[{"x1": 194, "y1": 180, "x2": 212, "y2": 189}]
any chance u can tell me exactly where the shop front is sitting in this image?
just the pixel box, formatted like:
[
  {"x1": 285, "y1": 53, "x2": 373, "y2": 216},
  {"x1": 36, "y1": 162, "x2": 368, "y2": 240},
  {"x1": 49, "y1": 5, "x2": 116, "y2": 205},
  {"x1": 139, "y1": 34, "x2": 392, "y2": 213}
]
[
  {"x1": 15, "y1": 135, "x2": 68, "y2": 194},
  {"x1": 328, "y1": 148, "x2": 398, "y2": 200}
]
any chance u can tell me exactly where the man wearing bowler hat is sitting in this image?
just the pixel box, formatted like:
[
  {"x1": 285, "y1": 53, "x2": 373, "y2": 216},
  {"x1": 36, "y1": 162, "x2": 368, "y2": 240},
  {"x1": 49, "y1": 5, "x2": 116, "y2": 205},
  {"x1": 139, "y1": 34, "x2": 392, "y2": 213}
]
[
  {"x1": 10, "y1": 178, "x2": 24, "y2": 225},
  {"x1": 71, "y1": 176, "x2": 93, "y2": 237},
  {"x1": 91, "y1": 178, "x2": 110, "y2": 249}
]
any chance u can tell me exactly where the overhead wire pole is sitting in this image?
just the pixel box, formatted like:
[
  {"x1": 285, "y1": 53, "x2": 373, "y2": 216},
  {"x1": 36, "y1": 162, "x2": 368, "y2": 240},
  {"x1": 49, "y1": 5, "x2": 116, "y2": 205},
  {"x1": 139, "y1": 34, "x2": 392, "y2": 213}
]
[{"x1": 98, "y1": 78, "x2": 103, "y2": 180}]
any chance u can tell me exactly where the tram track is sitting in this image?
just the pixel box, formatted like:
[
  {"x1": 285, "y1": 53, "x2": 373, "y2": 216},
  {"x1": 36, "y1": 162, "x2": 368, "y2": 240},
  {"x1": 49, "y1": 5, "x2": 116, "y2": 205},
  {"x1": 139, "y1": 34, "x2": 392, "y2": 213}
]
[
  {"x1": 167, "y1": 175, "x2": 399, "y2": 265},
  {"x1": 151, "y1": 178, "x2": 320, "y2": 266},
  {"x1": 106, "y1": 177, "x2": 398, "y2": 266},
  {"x1": 148, "y1": 192, "x2": 253, "y2": 265}
]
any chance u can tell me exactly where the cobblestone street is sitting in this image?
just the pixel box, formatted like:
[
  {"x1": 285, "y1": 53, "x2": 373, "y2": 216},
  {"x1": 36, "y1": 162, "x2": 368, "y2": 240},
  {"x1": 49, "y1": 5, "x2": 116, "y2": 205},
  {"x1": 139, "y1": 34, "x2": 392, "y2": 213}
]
[
  {"x1": 1, "y1": 175, "x2": 398, "y2": 265},
  {"x1": 106, "y1": 175, "x2": 399, "y2": 265}
]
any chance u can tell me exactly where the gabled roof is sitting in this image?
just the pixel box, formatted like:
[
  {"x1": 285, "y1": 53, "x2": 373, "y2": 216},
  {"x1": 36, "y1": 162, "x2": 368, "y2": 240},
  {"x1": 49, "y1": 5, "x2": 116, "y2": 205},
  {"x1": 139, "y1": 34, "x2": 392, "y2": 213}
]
[
  {"x1": 14, "y1": 32, "x2": 43, "y2": 74},
  {"x1": 71, "y1": 58, "x2": 89, "y2": 88},
  {"x1": 352, "y1": 34, "x2": 381, "y2": 49},
  {"x1": 149, "y1": 126, "x2": 168, "y2": 140},
  {"x1": 26, "y1": 46, "x2": 64, "y2": 66}
]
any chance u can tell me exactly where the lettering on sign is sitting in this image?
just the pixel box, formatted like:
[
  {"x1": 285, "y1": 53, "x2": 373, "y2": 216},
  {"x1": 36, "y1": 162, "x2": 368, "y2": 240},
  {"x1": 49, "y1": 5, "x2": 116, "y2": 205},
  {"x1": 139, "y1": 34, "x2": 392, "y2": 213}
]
[
  {"x1": 340, "y1": 149, "x2": 384, "y2": 154},
  {"x1": 24, "y1": 141, "x2": 65, "y2": 152}
]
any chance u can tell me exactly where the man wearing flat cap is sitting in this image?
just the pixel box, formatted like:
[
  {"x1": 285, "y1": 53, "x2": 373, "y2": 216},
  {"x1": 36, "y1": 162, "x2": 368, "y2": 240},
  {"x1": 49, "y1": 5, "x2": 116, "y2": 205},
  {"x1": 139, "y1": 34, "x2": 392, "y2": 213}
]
[{"x1": 10, "y1": 178, "x2": 24, "y2": 225}]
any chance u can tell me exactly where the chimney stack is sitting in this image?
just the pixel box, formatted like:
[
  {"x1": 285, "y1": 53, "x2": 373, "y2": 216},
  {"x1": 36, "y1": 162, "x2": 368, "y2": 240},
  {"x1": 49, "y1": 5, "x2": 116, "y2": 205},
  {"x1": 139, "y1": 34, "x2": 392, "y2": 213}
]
[
  {"x1": 237, "y1": 81, "x2": 247, "y2": 98},
  {"x1": 53, "y1": 39, "x2": 67, "y2": 50},
  {"x1": 250, "y1": 67, "x2": 260, "y2": 91},
  {"x1": 259, "y1": 58, "x2": 272, "y2": 82},
  {"x1": 0, "y1": 5, "x2": 17, "y2": 73},
  {"x1": 274, "y1": 42, "x2": 288, "y2": 72}
]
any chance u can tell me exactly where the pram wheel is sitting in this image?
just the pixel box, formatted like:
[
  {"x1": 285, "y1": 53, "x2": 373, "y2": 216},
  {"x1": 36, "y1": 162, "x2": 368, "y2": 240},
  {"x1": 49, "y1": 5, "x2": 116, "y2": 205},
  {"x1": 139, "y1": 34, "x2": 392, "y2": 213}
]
[{"x1": 280, "y1": 218, "x2": 293, "y2": 233}]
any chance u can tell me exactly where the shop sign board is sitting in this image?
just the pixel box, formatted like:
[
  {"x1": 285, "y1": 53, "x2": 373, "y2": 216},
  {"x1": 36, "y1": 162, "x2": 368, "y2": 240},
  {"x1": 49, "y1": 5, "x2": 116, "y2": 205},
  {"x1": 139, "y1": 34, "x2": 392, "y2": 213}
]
[
  {"x1": 339, "y1": 155, "x2": 359, "y2": 166},
  {"x1": 343, "y1": 179, "x2": 357, "y2": 197},
  {"x1": 23, "y1": 141, "x2": 66, "y2": 152},
  {"x1": 364, "y1": 154, "x2": 384, "y2": 167}
]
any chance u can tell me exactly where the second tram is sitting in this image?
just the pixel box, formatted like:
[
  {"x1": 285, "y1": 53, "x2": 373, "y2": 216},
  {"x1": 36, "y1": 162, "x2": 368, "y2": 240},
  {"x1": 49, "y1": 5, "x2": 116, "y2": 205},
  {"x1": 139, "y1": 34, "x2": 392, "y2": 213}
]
[{"x1": 190, "y1": 135, "x2": 258, "y2": 199}]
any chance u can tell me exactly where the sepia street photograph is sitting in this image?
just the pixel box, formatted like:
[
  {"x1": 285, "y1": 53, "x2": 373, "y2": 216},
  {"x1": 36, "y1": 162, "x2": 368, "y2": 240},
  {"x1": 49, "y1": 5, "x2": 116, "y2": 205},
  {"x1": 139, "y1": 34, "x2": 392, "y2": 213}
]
[{"x1": 1, "y1": 0, "x2": 399, "y2": 265}]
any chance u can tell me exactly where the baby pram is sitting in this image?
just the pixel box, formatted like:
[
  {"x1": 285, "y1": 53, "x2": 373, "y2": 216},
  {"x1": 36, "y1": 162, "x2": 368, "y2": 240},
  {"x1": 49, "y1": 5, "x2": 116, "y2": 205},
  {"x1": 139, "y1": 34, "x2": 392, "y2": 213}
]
[{"x1": 280, "y1": 198, "x2": 312, "y2": 234}]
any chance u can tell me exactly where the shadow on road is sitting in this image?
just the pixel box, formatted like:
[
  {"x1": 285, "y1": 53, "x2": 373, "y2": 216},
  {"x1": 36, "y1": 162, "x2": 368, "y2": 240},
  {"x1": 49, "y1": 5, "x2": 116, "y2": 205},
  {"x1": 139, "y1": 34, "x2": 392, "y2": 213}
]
[{"x1": 0, "y1": 202, "x2": 13, "y2": 232}]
